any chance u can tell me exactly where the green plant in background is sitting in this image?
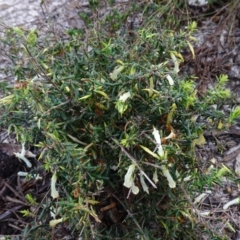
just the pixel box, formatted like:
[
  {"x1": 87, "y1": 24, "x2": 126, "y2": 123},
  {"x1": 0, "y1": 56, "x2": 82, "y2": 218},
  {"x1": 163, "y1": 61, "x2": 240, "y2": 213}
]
[
  {"x1": 229, "y1": 106, "x2": 240, "y2": 125},
  {"x1": 0, "y1": 1, "x2": 236, "y2": 239},
  {"x1": 206, "y1": 74, "x2": 230, "y2": 104}
]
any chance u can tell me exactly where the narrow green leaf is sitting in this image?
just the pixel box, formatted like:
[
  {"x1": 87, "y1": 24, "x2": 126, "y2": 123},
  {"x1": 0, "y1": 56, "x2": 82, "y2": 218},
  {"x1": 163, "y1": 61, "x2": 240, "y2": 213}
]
[{"x1": 140, "y1": 145, "x2": 161, "y2": 160}]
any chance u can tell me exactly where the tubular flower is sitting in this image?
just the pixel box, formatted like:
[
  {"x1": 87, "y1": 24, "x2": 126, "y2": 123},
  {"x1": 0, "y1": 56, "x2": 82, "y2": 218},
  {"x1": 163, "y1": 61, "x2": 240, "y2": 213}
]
[
  {"x1": 14, "y1": 143, "x2": 32, "y2": 168},
  {"x1": 139, "y1": 174, "x2": 149, "y2": 194},
  {"x1": 165, "y1": 130, "x2": 176, "y2": 140},
  {"x1": 123, "y1": 164, "x2": 139, "y2": 195},
  {"x1": 49, "y1": 218, "x2": 63, "y2": 228},
  {"x1": 115, "y1": 92, "x2": 131, "y2": 116},
  {"x1": 51, "y1": 172, "x2": 59, "y2": 199},
  {"x1": 152, "y1": 127, "x2": 164, "y2": 157},
  {"x1": 161, "y1": 165, "x2": 176, "y2": 188},
  {"x1": 223, "y1": 197, "x2": 240, "y2": 210},
  {"x1": 119, "y1": 91, "x2": 131, "y2": 102},
  {"x1": 166, "y1": 74, "x2": 174, "y2": 86},
  {"x1": 153, "y1": 170, "x2": 159, "y2": 184},
  {"x1": 152, "y1": 126, "x2": 176, "y2": 188}
]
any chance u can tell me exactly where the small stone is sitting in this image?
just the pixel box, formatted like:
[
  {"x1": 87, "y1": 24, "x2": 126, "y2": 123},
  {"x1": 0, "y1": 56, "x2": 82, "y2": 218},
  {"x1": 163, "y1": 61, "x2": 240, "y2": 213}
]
[{"x1": 229, "y1": 65, "x2": 240, "y2": 79}]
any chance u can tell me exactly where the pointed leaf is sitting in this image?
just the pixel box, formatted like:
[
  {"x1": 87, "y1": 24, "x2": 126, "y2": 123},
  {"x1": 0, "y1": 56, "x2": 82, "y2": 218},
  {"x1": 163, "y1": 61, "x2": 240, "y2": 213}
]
[
  {"x1": 140, "y1": 145, "x2": 161, "y2": 160},
  {"x1": 94, "y1": 90, "x2": 109, "y2": 99},
  {"x1": 110, "y1": 66, "x2": 125, "y2": 80},
  {"x1": 186, "y1": 41, "x2": 195, "y2": 59}
]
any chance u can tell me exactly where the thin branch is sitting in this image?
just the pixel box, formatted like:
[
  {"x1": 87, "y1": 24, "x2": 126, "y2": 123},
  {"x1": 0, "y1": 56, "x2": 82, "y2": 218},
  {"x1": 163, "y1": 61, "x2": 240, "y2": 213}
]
[{"x1": 142, "y1": 161, "x2": 164, "y2": 169}]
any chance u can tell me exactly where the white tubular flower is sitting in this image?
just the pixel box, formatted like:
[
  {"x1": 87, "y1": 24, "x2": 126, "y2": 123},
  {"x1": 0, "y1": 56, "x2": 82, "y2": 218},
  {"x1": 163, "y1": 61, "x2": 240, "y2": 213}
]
[
  {"x1": 25, "y1": 150, "x2": 36, "y2": 158},
  {"x1": 110, "y1": 66, "x2": 125, "y2": 80},
  {"x1": 119, "y1": 92, "x2": 131, "y2": 102},
  {"x1": 124, "y1": 164, "x2": 135, "y2": 188},
  {"x1": 152, "y1": 127, "x2": 161, "y2": 145},
  {"x1": 139, "y1": 174, "x2": 149, "y2": 194},
  {"x1": 17, "y1": 171, "x2": 28, "y2": 177},
  {"x1": 199, "y1": 211, "x2": 211, "y2": 216},
  {"x1": 51, "y1": 172, "x2": 59, "y2": 199},
  {"x1": 223, "y1": 197, "x2": 240, "y2": 210},
  {"x1": 166, "y1": 74, "x2": 174, "y2": 86},
  {"x1": 153, "y1": 170, "x2": 159, "y2": 184},
  {"x1": 161, "y1": 165, "x2": 176, "y2": 188},
  {"x1": 194, "y1": 191, "x2": 211, "y2": 204},
  {"x1": 123, "y1": 164, "x2": 139, "y2": 195},
  {"x1": 152, "y1": 127, "x2": 164, "y2": 157},
  {"x1": 170, "y1": 52, "x2": 180, "y2": 73},
  {"x1": 14, "y1": 143, "x2": 32, "y2": 168},
  {"x1": 183, "y1": 175, "x2": 192, "y2": 182},
  {"x1": 131, "y1": 181, "x2": 140, "y2": 195},
  {"x1": 165, "y1": 130, "x2": 176, "y2": 140},
  {"x1": 49, "y1": 218, "x2": 63, "y2": 228}
]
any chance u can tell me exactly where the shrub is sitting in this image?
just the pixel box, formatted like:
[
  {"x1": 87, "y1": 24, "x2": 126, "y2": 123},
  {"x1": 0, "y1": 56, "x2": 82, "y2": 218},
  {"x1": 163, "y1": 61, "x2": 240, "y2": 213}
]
[{"x1": 0, "y1": 2, "x2": 234, "y2": 239}]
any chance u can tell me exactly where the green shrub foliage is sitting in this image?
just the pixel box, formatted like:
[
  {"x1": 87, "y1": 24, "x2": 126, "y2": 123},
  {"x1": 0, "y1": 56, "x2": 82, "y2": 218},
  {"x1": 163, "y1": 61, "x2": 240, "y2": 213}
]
[{"x1": 0, "y1": 4, "x2": 232, "y2": 239}]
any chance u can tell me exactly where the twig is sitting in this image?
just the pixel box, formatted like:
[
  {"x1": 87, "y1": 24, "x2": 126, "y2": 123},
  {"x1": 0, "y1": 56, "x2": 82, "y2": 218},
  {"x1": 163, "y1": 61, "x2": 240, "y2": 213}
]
[
  {"x1": 142, "y1": 161, "x2": 166, "y2": 169},
  {"x1": 4, "y1": 181, "x2": 28, "y2": 204}
]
